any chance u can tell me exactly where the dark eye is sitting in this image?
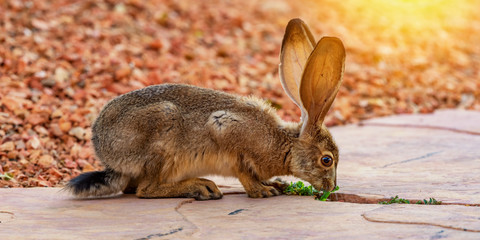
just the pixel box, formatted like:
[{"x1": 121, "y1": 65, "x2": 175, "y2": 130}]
[{"x1": 320, "y1": 155, "x2": 333, "y2": 167}]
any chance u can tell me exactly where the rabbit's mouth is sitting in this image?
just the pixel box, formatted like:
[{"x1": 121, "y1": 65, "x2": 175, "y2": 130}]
[{"x1": 314, "y1": 178, "x2": 336, "y2": 192}]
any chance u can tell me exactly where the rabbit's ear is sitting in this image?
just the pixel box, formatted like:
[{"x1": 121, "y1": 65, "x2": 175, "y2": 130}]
[
  {"x1": 279, "y1": 18, "x2": 316, "y2": 121},
  {"x1": 299, "y1": 37, "x2": 345, "y2": 136}
]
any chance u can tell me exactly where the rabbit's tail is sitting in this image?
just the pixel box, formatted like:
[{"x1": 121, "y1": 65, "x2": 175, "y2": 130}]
[{"x1": 64, "y1": 168, "x2": 129, "y2": 198}]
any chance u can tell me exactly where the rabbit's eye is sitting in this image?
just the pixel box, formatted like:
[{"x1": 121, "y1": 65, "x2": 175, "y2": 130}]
[{"x1": 320, "y1": 155, "x2": 333, "y2": 167}]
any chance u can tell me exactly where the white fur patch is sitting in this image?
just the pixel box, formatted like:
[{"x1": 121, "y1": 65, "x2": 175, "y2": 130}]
[{"x1": 207, "y1": 111, "x2": 240, "y2": 134}]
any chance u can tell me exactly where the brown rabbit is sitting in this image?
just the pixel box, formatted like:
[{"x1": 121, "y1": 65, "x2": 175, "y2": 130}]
[{"x1": 65, "y1": 18, "x2": 346, "y2": 200}]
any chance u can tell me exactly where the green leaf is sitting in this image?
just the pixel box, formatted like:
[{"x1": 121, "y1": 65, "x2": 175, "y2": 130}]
[
  {"x1": 381, "y1": 196, "x2": 442, "y2": 205},
  {"x1": 283, "y1": 181, "x2": 340, "y2": 202},
  {"x1": 317, "y1": 186, "x2": 340, "y2": 201},
  {"x1": 0, "y1": 173, "x2": 14, "y2": 181}
]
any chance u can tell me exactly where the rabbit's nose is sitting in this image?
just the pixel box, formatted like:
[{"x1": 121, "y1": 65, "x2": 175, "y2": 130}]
[{"x1": 321, "y1": 178, "x2": 335, "y2": 191}]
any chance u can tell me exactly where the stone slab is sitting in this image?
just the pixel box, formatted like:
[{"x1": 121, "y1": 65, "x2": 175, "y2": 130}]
[
  {"x1": 178, "y1": 195, "x2": 480, "y2": 239},
  {"x1": 2, "y1": 190, "x2": 479, "y2": 239},
  {"x1": 330, "y1": 112, "x2": 480, "y2": 205},
  {"x1": 363, "y1": 204, "x2": 480, "y2": 232},
  {"x1": 0, "y1": 188, "x2": 195, "y2": 239},
  {"x1": 362, "y1": 109, "x2": 480, "y2": 134},
  {"x1": 1, "y1": 110, "x2": 480, "y2": 239}
]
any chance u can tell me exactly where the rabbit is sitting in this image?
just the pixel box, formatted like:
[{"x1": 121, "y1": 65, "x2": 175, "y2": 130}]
[{"x1": 64, "y1": 18, "x2": 346, "y2": 200}]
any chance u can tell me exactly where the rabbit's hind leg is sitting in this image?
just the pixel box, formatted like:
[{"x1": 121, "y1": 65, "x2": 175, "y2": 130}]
[
  {"x1": 122, "y1": 177, "x2": 140, "y2": 194},
  {"x1": 136, "y1": 178, "x2": 223, "y2": 201}
]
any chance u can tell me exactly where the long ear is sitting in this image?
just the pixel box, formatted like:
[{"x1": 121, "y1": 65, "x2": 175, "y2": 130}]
[
  {"x1": 279, "y1": 18, "x2": 316, "y2": 121},
  {"x1": 299, "y1": 37, "x2": 345, "y2": 136}
]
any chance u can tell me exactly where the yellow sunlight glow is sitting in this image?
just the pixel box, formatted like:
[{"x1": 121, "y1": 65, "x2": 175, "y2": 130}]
[
  {"x1": 317, "y1": 0, "x2": 477, "y2": 62},
  {"x1": 357, "y1": 0, "x2": 470, "y2": 32}
]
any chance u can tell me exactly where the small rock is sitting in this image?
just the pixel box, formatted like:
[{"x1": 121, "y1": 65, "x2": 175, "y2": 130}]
[
  {"x1": 70, "y1": 144, "x2": 81, "y2": 157},
  {"x1": 64, "y1": 159, "x2": 78, "y2": 169},
  {"x1": 69, "y1": 113, "x2": 84, "y2": 123},
  {"x1": 0, "y1": 141, "x2": 15, "y2": 151},
  {"x1": 78, "y1": 147, "x2": 92, "y2": 159},
  {"x1": 50, "y1": 123, "x2": 64, "y2": 137},
  {"x1": 69, "y1": 127, "x2": 86, "y2": 140},
  {"x1": 41, "y1": 78, "x2": 56, "y2": 87},
  {"x1": 54, "y1": 67, "x2": 69, "y2": 84},
  {"x1": 48, "y1": 168, "x2": 63, "y2": 178},
  {"x1": 34, "y1": 126, "x2": 49, "y2": 136},
  {"x1": 148, "y1": 39, "x2": 163, "y2": 50},
  {"x1": 37, "y1": 154, "x2": 56, "y2": 167},
  {"x1": 84, "y1": 130, "x2": 92, "y2": 141},
  {"x1": 51, "y1": 109, "x2": 63, "y2": 118},
  {"x1": 26, "y1": 113, "x2": 48, "y2": 125},
  {"x1": 31, "y1": 19, "x2": 50, "y2": 30},
  {"x1": 7, "y1": 150, "x2": 18, "y2": 159},
  {"x1": 28, "y1": 150, "x2": 42, "y2": 162},
  {"x1": 59, "y1": 121, "x2": 72, "y2": 133},
  {"x1": 114, "y1": 3, "x2": 126, "y2": 13},
  {"x1": 14, "y1": 109, "x2": 29, "y2": 119},
  {"x1": 37, "y1": 180, "x2": 51, "y2": 187},
  {"x1": 115, "y1": 67, "x2": 131, "y2": 80},
  {"x1": 64, "y1": 87, "x2": 75, "y2": 98},
  {"x1": 106, "y1": 83, "x2": 132, "y2": 94},
  {"x1": 27, "y1": 136, "x2": 41, "y2": 149},
  {"x1": 34, "y1": 70, "x2": 47, "y2": 79},
  {"x1": 19, "y1": 159, "x2": 30, "y2": 166},
  {"x1": 15, "y1": 140, "x2": 26, "y2": 150},
  {"x1": 1, "y1": 97, "x2": 22, "y2": 111}
]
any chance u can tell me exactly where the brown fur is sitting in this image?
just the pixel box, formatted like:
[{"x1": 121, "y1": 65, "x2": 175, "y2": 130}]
[
  {"x1": 64, "y1": 18, "x2": 344, "y2": 200},
  {"x1": 65, "y1": 84, "x2": 338, "y2": 199}
]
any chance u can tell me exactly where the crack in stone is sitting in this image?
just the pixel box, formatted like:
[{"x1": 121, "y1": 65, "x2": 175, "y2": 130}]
[
  {"x1": 329, "y1": 193, "x2": 480, "y2": 207},
  {"x1": 380, "y1": 151, "x2": 442, "y2": 168},
  {"x1": 361, "y1": 213, "x2": 480, "y2": 233},
  {"x1": 220, "y1": 191, "x2": 480, "y2": 207},
  {"x1": 0, "y1": 211, "x2": 15, "y2": 224},
  {"x1": 360, "y1": 123, "x2": 480, "y2": 136},
  {"x1": 228, "y1": 209, "x2": 246, "y2": 215},
  {"x1": 135, "y1": 227, "x2": 184, "y2": 240},
  {"x1": 174, "y1": 199, "x2": 194, "y2": 211},
  {"x1": 329, "y1": 193, "x2": 389, "y2": 204},
  {"x1": 173, "y1": 193, "x2": 479, "y2": 234},
  {"x1": 174, "y1": 199, "x2": 198, "y2": 237}
]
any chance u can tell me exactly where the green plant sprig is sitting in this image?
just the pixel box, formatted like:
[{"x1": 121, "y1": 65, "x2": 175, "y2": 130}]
[
  {"x1": 415, "y1": 198, "x2": 441, "y2": 205},
  {"x1": 380, "y1": 195, "x2": 442, "y2": 205},
  {"x1": 284, "y1": 181, "x2": 319, "y2": 196},
  {"x1": 283, "y1": 181, "x2": 339, "y2": 201},
  {"x1": 317, "y1": 186, "x2": 340, "y2": 201},
  {"x1": 0, "y1": 173, "x2": 14, "y2": 181}
]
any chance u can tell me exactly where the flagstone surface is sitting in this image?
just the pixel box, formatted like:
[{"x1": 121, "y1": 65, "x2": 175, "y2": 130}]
[{"x1": 1, "y1": 110, "x2": 479, "y2": 239}]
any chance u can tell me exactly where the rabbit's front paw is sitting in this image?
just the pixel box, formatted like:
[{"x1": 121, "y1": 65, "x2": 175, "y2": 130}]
[
  {"x1": 246, "y1": 185, "x2": 280, "y2": 198},
  {"x1": 185, "y1": 178, "x2": 223, "y2": 201},
  {"x1": 263, "y1": 178, "x2": 289, "y2": 193}
]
